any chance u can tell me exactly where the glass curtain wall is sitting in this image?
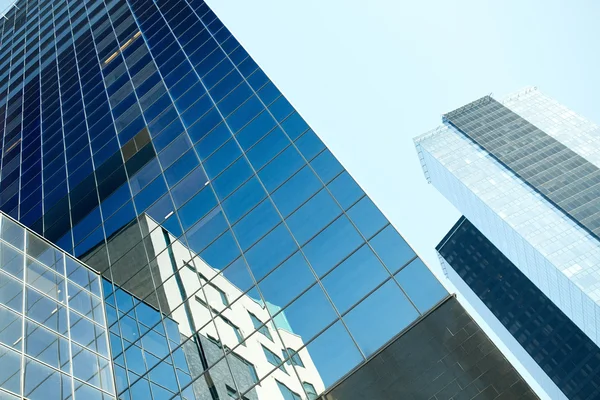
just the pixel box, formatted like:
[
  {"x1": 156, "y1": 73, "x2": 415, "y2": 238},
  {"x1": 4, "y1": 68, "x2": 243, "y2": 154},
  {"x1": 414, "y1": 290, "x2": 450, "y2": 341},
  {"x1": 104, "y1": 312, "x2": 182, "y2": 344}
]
[
  {"x1": 0, "y1": 0, "x2": 448, "y2": 398},
  {"x1": 0, "y1": 212, "x2": 114, "y2": 400}
]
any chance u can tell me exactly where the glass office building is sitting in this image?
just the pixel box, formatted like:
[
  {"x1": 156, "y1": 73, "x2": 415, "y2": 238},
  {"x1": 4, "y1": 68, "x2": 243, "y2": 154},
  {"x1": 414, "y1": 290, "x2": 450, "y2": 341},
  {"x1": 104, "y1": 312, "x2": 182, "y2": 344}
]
[
  {"x1": 415, "y1": 87, "x2": 600, "y2": 399},
  {"x1": 437, "y1": 217, "x2": 600, "y2": 400},
  {"x1": 0, "y1": 212, "x2": 114, "y2": 400},
  {"x1": 0, "y1": 0, "x2": 536, "y2": 399}
]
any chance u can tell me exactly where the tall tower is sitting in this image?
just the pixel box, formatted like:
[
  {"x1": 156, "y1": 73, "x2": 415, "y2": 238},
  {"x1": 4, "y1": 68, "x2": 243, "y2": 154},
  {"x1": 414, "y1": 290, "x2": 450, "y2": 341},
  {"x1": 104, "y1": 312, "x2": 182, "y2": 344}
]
[{"x1": 416, "y1": 87, "x2": 600, "y2": 399}]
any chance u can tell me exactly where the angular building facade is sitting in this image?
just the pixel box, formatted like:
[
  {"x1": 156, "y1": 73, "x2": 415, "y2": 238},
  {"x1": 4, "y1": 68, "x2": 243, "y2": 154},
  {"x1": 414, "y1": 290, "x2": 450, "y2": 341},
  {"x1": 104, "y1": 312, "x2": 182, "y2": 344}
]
[
  {"x1": 437, "y1": 217, "x2": 600, "y2": 400},
  {"x1": 0, "y1": 0, "x2": 536, "y2": 399},
  {"x1": 416, "y1": 87, "x2": 600, "y2": 400},
  {"x1": 0, "y1": 212, "x2": 115, "y2": 400}
]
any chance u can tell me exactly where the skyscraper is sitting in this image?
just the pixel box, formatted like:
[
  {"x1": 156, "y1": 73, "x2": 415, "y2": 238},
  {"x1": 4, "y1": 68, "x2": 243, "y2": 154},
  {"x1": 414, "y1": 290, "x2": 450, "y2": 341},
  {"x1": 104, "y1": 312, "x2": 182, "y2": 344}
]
[
  {"x1": 415, "y1": 87, "x2": 600, "y2": 400},
  {"x1": 0, "y1": 0, "x2": 535, "y2": 399}
]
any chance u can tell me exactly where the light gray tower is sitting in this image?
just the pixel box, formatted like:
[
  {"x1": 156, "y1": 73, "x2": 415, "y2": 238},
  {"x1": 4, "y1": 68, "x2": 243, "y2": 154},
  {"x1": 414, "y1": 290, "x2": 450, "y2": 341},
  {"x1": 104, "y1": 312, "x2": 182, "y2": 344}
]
[{"x1": 416, "y1": 87, "x2": 600, "y2": 400}]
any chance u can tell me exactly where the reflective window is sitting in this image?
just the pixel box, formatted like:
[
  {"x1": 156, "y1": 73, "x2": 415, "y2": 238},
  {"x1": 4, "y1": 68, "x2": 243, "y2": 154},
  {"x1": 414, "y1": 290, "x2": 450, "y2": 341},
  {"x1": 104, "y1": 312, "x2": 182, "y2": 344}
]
[
  {"x1": 263, "y1": 345, "x2": 286, "y2": 372},
  {"x1": 347, "y1": 197, "x2": 388, "y2": 239},
  {"x1": 303, "y1": 216, "x2": 363, "y2": 277},
  {"x1": 259, "y1": 251, "x2": 315, "y2": 309},
  {"x1": 326, "y1": 171, "x2": 364, "y2": 210},
  {"x1": 395, "y1": 258, "x2": 446, "y2": 312},
  {"x1": 276, "y1": 380, "x2": 302, "y2": 400},
  {"x1": 249, "y1": 312, "x2": 272, "y2": 341},
  {"x1": 286, "y1": 189, "x2": 341, "y2": 245},
  {"x1": 344, "y1": 279, "x2": 419, "y2": 357},
  {"x1": 369, "y1": 225, "x2": 415, "y2": 273},
  {"x1": 0, "y1": 215, "x2": 112, "y2": 398},
  {"x1": 322, "y1": 245, "x2": 389, "y2": 314}
]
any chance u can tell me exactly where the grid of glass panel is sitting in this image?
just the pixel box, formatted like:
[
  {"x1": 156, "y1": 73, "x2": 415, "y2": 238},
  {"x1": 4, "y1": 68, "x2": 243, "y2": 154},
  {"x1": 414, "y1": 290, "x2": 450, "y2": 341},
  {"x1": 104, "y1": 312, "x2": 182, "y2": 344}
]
[
  {"x1": 438, "y1": 217, "x2": 600, "y2": 400},
  {"x1": 443, "y1": 96, "x2": 600, "y2": 239},
  {"x1": 0, "y1": 213, "x2": 114, "y2": 400},
  {"x1": 0, "y1": 0, "x2": 448, "y2": 398}
]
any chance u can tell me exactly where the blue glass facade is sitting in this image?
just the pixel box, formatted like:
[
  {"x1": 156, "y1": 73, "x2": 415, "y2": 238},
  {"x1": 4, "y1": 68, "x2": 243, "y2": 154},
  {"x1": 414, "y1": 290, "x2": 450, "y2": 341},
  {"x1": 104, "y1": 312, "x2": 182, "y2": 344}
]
[
  {"x1": 0, "y1": 0, "x2": 449, "y2": 398},
  {"x1": 437, "y1": 217, "x2": 600, "y2": 400}
]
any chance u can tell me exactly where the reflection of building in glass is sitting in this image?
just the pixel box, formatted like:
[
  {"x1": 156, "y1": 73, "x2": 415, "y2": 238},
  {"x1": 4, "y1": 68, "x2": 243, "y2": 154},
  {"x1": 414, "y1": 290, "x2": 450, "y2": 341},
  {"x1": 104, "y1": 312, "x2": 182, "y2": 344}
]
[
  {"x1": 415, "y1": 87, "x2": 600, "y2": 399},
  {"x1": 102, "y1": 214, "x2": 323, "y2": 400},
  {"x1": 0, "y1": 0, "x2": 535, "y2": 398},
  {"x1": 0, "y1": 213, "x2": 114, "y2": 400}
]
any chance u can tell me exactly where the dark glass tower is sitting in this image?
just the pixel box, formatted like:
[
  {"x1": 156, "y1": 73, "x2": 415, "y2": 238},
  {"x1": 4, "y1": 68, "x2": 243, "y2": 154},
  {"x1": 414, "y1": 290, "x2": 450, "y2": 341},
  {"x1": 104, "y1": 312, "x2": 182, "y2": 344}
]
[
  {"x1": 437, "y1": 217, "x2": 600, "y2": 400},
  {"x1": 0, "y1": 1, "x2": 536, "y2": 399}
]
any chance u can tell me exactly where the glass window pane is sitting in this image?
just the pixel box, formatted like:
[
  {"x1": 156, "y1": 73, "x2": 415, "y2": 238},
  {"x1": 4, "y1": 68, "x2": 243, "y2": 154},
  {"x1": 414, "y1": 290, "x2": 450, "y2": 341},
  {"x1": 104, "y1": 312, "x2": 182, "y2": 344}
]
[
  {"x1": 232, "y1": 199, "x2": 280, "y2": 250},
  {"x1": 212, "y1": 156, "x2": 253, "y2": 199},
  {"x1": 0, "y1": 241, "x2": 24, "y2": 279},
  {"x1": 178, "y1": 186, "x2": 218, "y2": 230},
  {"x1": 0, "y1": 271, "x2": 23, "y2": 313},
  {"x1": 200, "y1": 229, "x2": 240, "y2": 270},
  {"x1": 258, "y1": 145, "x2": 305, "y2": 192},
  {"x1": 186, "y1": 207, "x2": 229, "y2": 254},
  {"x1": 395, "y1": 258, "x2": 447, "y2": 313},
  {"x1": 24, "y1": 357, "x2": 66, "y2": 400},
  {"x1": 327, "y1": 171, "x2": 364, "y2": 210},
  {"x1": 68, "y1": 283, "x2": 104, "y2": 324},
  {"x1": 310, "y1": 150, "x2": 343, "y2": 184},
  {"x1": 66, "y1": 257, "x2": 99, "y2": 297},
  {"x1": 74, "y1": 381, "x2": 103, "y2": 400},
  {"x1": 274, "y1": 284, "x2": 337, "y2": 343},
  {"x1": 0, "y1": 306, "x2": 22, "y2": 349},
  {"x1": 322, "y1": 245, "x2": 389, "y2": 314},
  {"x1": 295, "y1": 130, "x2": 325, "y2": 161},
  {"x1": 0, "y1": 344, "x2": 21, "y2": 395},
  {"x1": 70, "y1": 312, "x2": 106, "y2": 356},
  {"x1": 125, "y1": 344, "x2": 147, "y2": 376},
  {"x1": 347, "y1": 197, "x2": 388, "y2": 239},
  {"x1": 26, "y1": 260, "x2": 65, "y2": 302},
  {"x1": 71, "y1": 342, "x2": 103, "y2": 389},
  {"x1": 259, "y1": 251, "x2": 316, "y2": 309},
  {"x1": 286, "y1": 189, "x2": 341, "y2": 245},
  {"x1": 302, "y1": 320, "x2": 363, "y2": 388},
  {"x1": 244, "y1": 224, "x2": 297, "y2": 281},
  {"x1": 1, "y1": 216, "x2": 24, "y2": 250},
  {"x1": 221, "y1": 176, "x2": 267, "y2": 224},
  {"x1": 25, "y1": 321, "x2": 70, "y2": 371},
  {"x1": 281, "y1": 112, "x2": 309, "y2": 140},
  {"x1": 218, "y1": 257, "x2": 255, "y2": 294},
  {"x1": 369, "y1": 225, "x2": 415, "y2": 274},
  {"x1": 246, "y1": 127, "x2": 289, "y2": 170},
  {"x1": 148, "y1": 360, "x2": 179, "y2": 393},
  {"x1": 26, "y1": 231, "x2": 59, "y2": 268},
  {"x1": 303, "y1": 216, "x2": 363, "y2": 277},
  {"x1": 203, "y1": 139, "x2": 241, "y2": 178},
  {"x1": 344, "y1": 279, "x2": 419, "y2": 357},
  {"x1": 271, "y1": 166, "x2": 322, "y2": 218},
  {"x1": 169, "y1": 167, "x2": 208, "y2": 209},
  {"x1": 26, "y1": 288, "x2": 68, "y2": 335}
]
